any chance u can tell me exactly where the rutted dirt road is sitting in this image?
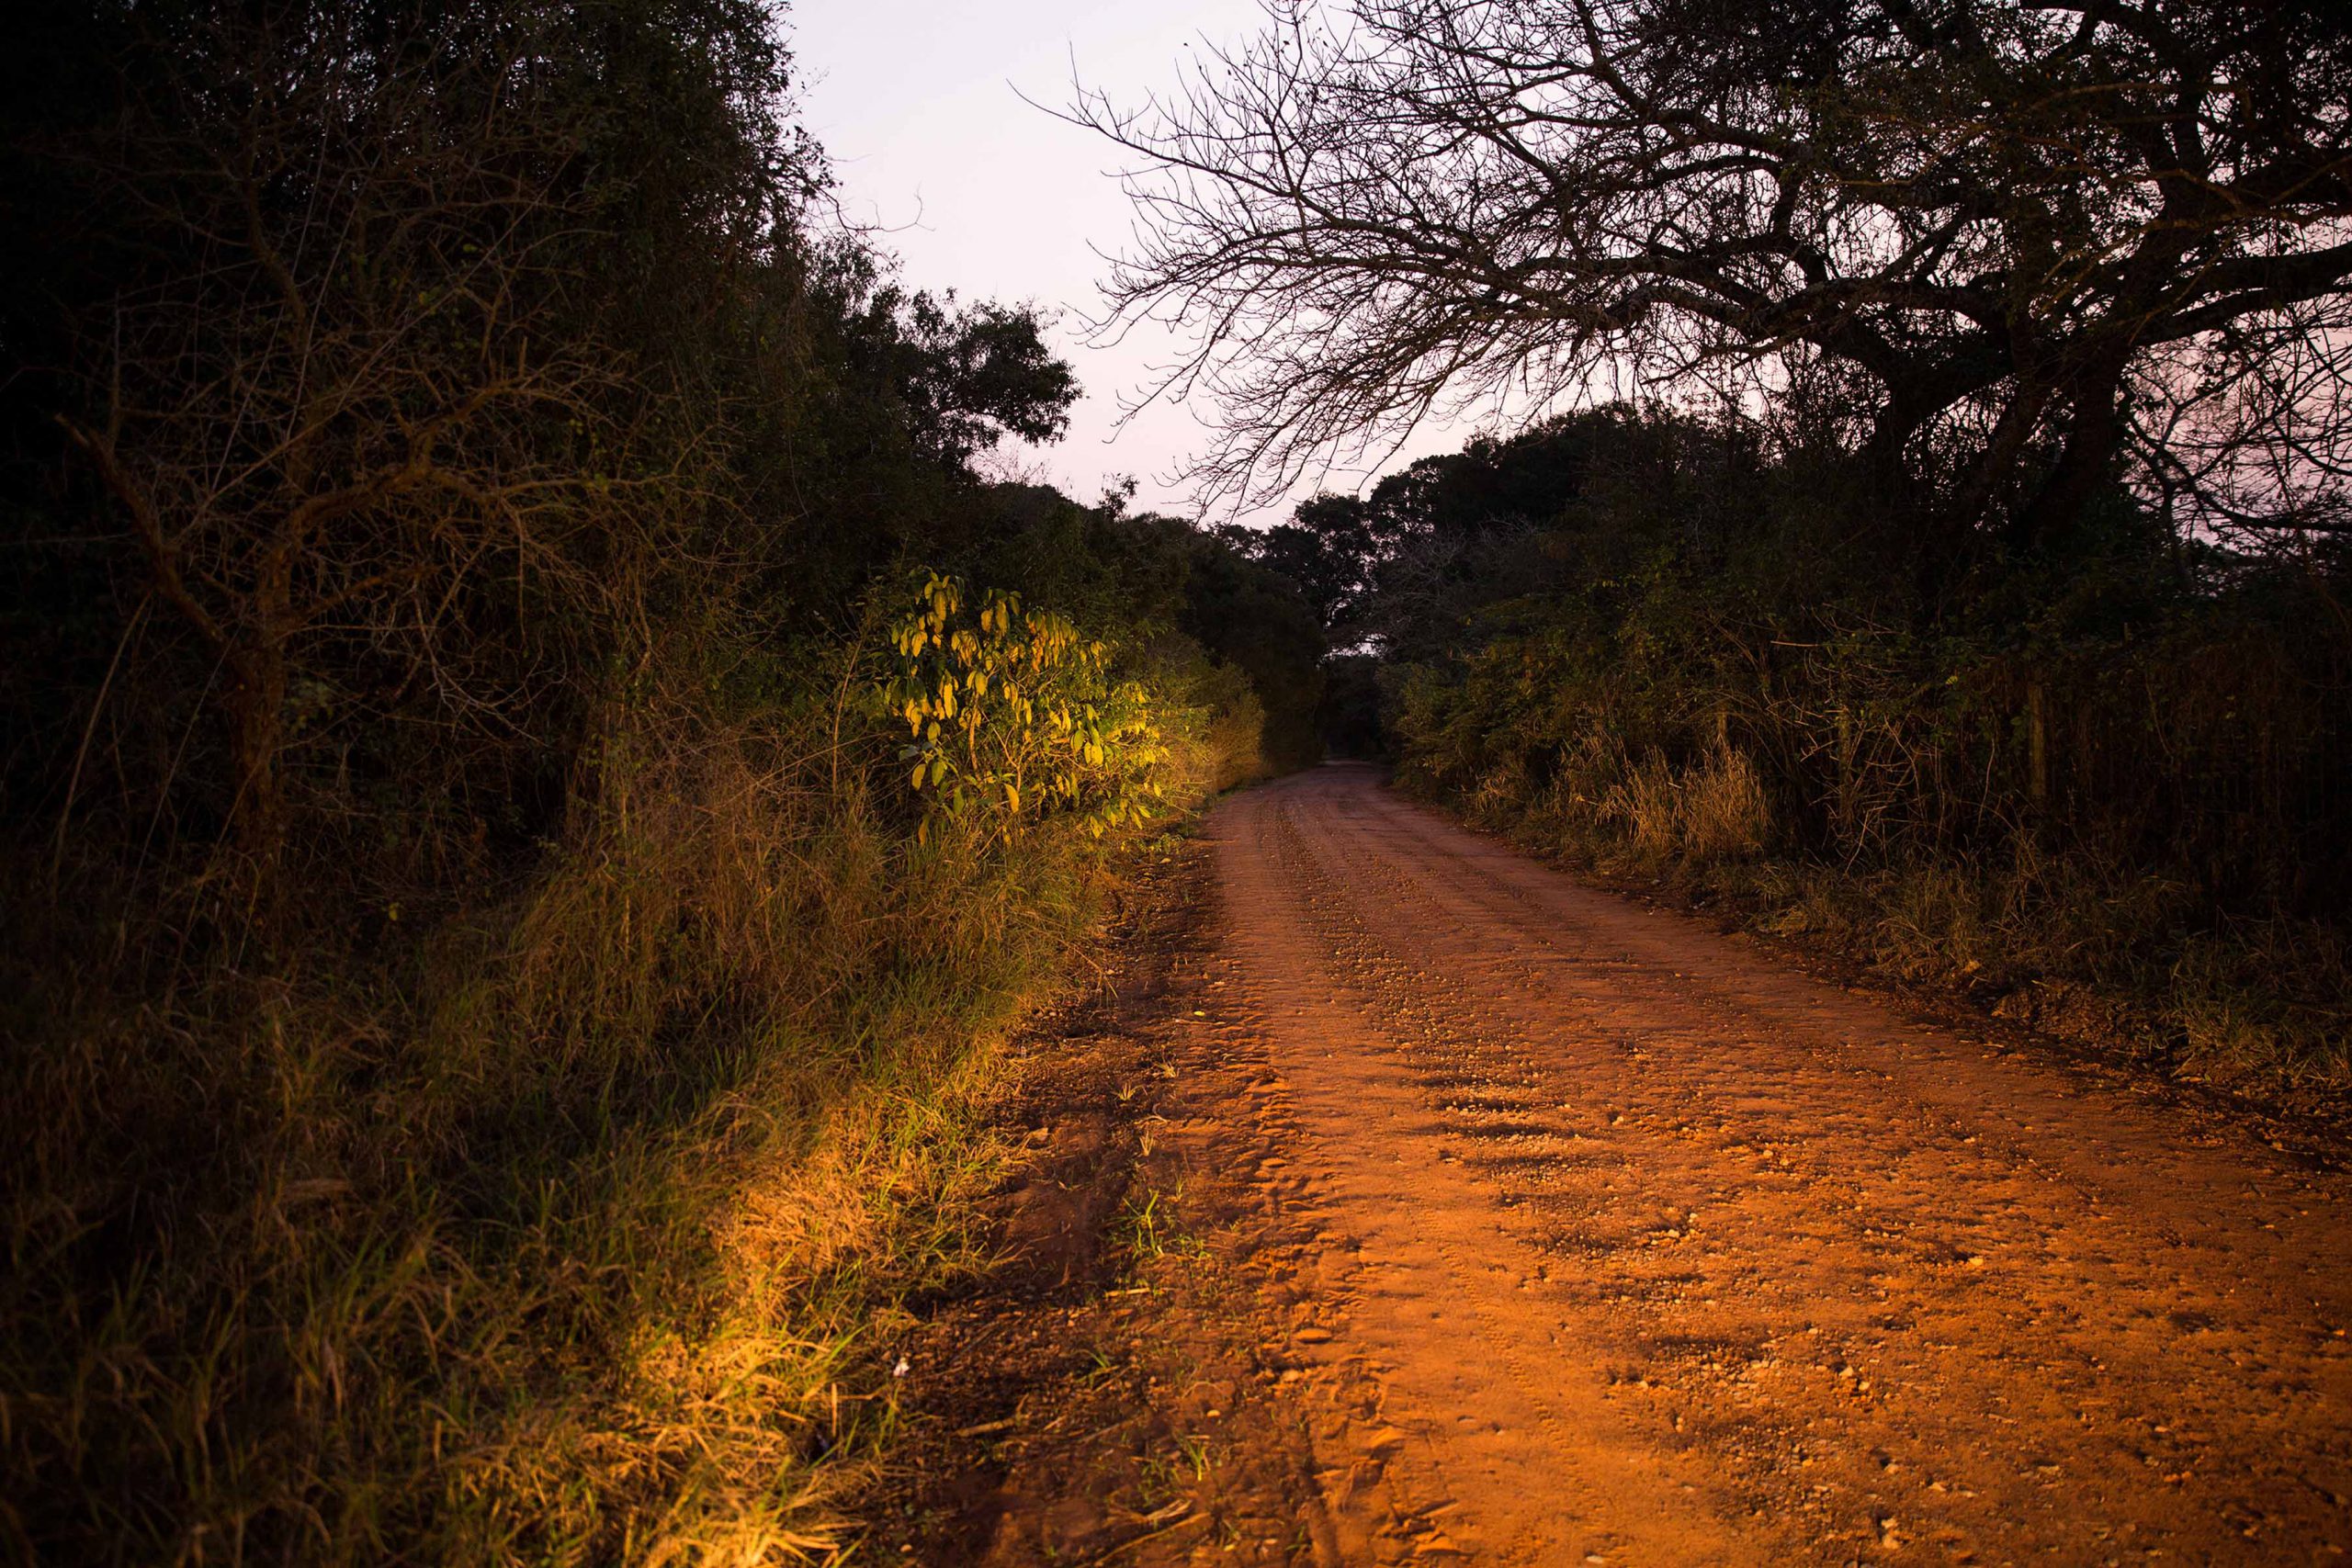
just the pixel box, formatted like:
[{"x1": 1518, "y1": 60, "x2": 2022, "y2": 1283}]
[{"x1": 907, "y1": 762, "x2": 2352, "y2": 1563}]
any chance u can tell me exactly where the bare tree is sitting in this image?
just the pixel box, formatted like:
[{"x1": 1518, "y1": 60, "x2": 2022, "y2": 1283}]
[{"x1": 1074, "y1": 0, "x2": 2352, "y2": 556}]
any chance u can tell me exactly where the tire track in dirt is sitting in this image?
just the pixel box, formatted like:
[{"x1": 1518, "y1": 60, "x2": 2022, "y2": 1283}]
[{"x1": 1203, "y1": 763, "x2": 2352, "y2": 1564}]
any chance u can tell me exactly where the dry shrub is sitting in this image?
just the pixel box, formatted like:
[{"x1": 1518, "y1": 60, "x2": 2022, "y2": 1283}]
[
  {"x1": 1678, "y1": 746, "x2": 1771, "y2": 863},
  {"x1": 1467, "y1": 756, "x2": 1534, "y2": 823},
  {"x1": 1601, "y1": 752, "x2": 1681, "y2": 860},
  {"x1": 1186, "y1": 663, "x2": 1272, "y2": 793}
]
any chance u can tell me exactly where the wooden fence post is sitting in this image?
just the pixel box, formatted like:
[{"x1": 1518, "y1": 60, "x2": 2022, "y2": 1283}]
[{"x1": 1836, "y1": 702, "x2": 1857, "y2": 839}]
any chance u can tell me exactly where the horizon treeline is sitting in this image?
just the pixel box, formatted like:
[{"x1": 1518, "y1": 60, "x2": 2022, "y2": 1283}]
[{"x1": 0, "y1": 0, "x2": 1321, "y2": 1558}]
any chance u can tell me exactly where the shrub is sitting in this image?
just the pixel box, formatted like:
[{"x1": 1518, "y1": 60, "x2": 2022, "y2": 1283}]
[{"x1": 886, "y1": 574, "x2": 1174, "y2": 840}]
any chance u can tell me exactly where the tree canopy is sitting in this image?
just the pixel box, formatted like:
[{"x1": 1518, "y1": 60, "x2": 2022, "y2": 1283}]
[{"x1": 1077, "y1": 0, "x2": 2352, "y2": 566}]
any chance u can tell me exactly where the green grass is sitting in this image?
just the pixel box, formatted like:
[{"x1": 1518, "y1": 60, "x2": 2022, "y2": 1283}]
[{"x1": 1111, "y1": 1185, "x2": 1206, "y2": 1267}]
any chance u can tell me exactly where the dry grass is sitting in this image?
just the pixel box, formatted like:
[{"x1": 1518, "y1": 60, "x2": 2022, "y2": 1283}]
[
  {"x1": 1772, "y1": 860, "x2": 2343, "y2": 1102},
  {"x1": 1, "y1": 685, "x2": 1244, "y2": 1563},
  {"x1": 1432, "y1": 738, "x2": 2352, "y2": 1113},
  {"x1": 1478, "y1": 731, "x2": 1770, "y2": 868},
  {"x1": 1594, "y1": 744, "x2": 1770, "y2": 865}
]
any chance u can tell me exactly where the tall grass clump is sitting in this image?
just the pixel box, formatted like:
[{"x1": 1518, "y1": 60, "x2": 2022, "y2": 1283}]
[{"x1": 1586, "y1": 743, "x2": 1770, "y2": 865}]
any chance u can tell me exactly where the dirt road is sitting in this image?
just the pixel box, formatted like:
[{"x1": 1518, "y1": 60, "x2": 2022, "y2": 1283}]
[
  {"x1": 908, "y1": 762, "x2": 2352, "y2": 1564},
  {"x1": 1202, "y1": 762, "x2": 2352, "y2": 1563}
]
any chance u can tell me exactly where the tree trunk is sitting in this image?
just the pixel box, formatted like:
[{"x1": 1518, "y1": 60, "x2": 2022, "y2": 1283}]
[
  {"x1": 2014, "y1": 354, "x2": 2130, "y2": 551},
  {"x1": 1949, "y1": 379, "x2": 2053, "y2": 543}
]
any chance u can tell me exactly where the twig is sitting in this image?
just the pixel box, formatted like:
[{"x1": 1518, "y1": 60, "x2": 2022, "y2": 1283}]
[{"x1": 51, "y1": 592, "x2": 152, "y2": 886}]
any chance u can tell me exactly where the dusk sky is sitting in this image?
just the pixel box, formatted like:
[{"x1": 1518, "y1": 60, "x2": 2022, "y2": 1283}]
[{"x1": 789, "y1": 0, "x2": 1461, "y2": 525}]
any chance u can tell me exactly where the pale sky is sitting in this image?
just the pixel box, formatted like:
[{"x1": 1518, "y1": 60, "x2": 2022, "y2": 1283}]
[{"x1": 786, "y1": 0, "x2": 1458, "y2": 525}]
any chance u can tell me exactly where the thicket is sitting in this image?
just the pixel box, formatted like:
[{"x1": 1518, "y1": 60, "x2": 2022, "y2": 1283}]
[{"x1": 0, "y1": 1, "x2": 1320, "y2": 1560}]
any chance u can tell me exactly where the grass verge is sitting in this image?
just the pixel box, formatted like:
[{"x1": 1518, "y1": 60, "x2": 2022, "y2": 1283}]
[
  {"x1": 2, "y1": 704, "x2": 1240, "y2": 1564},
  {"x1": 1417, "y1": 750, "x2": 2352, "y2": 1118}
]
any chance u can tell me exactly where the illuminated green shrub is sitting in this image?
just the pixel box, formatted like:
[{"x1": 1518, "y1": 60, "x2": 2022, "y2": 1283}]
[{"x1": 884, "y1": 573, "x2": 1171, "y2": 840}]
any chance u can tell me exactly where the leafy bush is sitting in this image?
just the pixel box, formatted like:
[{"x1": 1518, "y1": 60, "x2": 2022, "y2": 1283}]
[{"x1": 887, "y1": 574, "x2": 1172, "y2": 840}]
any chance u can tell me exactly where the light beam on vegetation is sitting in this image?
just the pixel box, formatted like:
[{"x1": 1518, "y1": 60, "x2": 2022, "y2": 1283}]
[{"x1": 887, "y1": 573, "x2": 1173, "y2": 841}]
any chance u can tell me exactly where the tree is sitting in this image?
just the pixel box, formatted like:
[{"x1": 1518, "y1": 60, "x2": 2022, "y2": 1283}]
[
  {"x1": 1175, "y1": 528, "x2": 1330, "y2": 767},
  {"x1": 1220, "y1": 494, "x2": 1386, "y2": 631},
  {"x1": 885, "y1": 293, "x2": 1080, "y2": 472},
  {"x1": 1075, "y1": 0, "x2": 2352, "y2": 561},
  {"x1": 21, "y1": 0, "x2": 812, "y2": 910}
]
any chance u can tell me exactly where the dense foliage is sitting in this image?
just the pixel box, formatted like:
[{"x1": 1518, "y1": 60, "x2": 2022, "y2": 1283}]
[{"x1": 0, "y1": 1, "x2": 1322, "y2": 1560}]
